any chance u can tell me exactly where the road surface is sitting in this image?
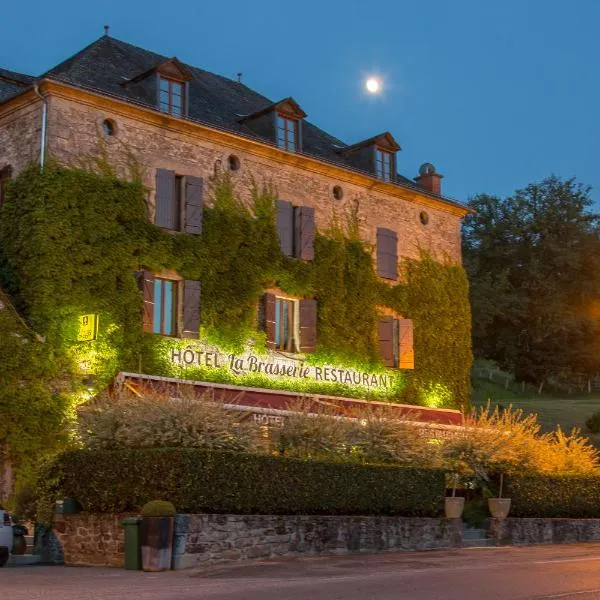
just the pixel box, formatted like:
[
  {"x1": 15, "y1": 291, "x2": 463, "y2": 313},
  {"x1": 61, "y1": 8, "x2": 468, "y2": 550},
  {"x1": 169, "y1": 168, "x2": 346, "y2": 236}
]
[{"x1": 4, "y1": 544, "x2": 600, "y2": 599}]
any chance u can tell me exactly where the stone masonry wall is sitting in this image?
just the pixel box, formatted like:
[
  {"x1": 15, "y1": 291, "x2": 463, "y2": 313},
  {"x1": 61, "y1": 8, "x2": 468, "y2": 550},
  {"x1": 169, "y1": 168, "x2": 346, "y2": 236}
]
[
  {"x1": 172, "y1": 514, "x2": 463, "y2": 569},
  {"x1": 0, "y1": 98, "x2": 43, "y2": 174},
  {"x1": 52, "y1": 513, "x2": 133, "y2": 567},
  {"x1": 44, "y1": 95, "x2": 463, "y2": 264},
  {"x1": 490, "y1": 518, "x2": 600, "y2": 546},
  {"x1": 52, "y1": 513, "x2": 462, "y2": 568}
]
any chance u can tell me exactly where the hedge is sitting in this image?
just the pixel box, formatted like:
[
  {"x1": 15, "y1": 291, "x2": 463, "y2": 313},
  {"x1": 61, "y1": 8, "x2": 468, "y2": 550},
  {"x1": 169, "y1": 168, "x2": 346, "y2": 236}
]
[
  {"x1": 508, "y1": 476, "x2": 600, "y2": 518},
  {"x1": 52, "y1": 448, "x2": 445, "y2": 517}
]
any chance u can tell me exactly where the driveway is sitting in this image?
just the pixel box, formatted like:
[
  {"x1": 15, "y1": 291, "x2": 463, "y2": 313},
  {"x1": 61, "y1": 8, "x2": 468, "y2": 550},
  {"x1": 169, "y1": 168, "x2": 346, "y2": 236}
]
[{"x1": 5, "y1": 544, "x2": 600, "y2": 599}]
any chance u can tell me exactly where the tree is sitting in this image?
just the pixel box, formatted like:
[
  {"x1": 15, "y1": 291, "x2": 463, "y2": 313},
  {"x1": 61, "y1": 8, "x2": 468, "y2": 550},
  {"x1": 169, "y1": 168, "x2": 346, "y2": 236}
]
[{"x1": 464, "y1": 176, "x2": 600, "y2": 387}]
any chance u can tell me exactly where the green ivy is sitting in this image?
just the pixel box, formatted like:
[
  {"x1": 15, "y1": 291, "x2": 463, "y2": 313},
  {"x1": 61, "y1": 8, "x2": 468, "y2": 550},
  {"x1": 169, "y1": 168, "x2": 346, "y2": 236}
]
[{"x1": 0, "y1": 162, "x2": 471, "y2": 425}]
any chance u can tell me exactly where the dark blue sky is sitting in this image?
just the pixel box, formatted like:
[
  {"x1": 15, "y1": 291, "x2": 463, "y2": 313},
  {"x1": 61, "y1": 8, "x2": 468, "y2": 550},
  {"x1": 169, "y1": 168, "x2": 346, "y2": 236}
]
[{"x1": 3, "y1": 0, "x2": 599, "y2": 205}]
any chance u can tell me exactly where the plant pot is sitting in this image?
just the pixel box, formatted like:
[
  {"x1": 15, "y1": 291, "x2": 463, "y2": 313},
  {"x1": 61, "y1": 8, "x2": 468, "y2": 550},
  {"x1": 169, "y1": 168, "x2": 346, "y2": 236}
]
[
  {"x1": 140, "y1": 516, "x2": 174, "y2": 572},
  {"x1": 488, "y1": 498, "x2": 511, "y2": 519},
  {"x1": 445, "y1": 496, "x2": 465, "y2": 519}
]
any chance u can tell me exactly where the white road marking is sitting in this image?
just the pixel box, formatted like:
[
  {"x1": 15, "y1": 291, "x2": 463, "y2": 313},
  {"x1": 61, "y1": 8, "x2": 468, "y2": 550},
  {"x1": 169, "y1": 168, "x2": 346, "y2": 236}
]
[
  {"x1": 535, "y1": 557, "x2": 600, "y2": 565},
  {"x1": 540, "y1": 589, "x2": 600, "y2": 598}
]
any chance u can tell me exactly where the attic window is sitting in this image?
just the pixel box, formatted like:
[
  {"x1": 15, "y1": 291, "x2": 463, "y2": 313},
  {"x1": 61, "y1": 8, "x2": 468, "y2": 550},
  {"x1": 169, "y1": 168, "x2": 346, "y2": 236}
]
[
  {"x1": 159, "y1": 77, "x2": 184, "y2": 117},
  {"x1": 276, "y1": 114, "x2": 298, "y2": 152},
  {"x1": 375, "y1": 148, "x2": 393, "y2": 182}
]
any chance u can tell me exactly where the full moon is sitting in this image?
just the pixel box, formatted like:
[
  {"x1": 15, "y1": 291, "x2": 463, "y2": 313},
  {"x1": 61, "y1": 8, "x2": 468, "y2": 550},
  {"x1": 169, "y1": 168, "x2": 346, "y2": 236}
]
[{"x1": 365, "y1": 77, "x2": 381, "y2": 94}]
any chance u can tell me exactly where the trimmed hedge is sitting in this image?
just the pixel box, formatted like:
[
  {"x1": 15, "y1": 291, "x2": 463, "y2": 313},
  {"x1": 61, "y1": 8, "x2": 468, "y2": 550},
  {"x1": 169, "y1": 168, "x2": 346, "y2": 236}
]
[
  {"x1": 508, "y1": 476, "x2": 600, "y2": 518},
  {"x1": 52, "y1": 448, "x2": 444, "y2": 517}
]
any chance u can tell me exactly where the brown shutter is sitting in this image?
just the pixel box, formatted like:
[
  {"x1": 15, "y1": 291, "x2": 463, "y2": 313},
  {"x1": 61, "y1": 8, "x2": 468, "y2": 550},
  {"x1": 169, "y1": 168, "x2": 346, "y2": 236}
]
[
  {"x1": 182, "y1": 280, "x2": 201, "y2": 338},
  {"x1": 141, "y1": 271, "x2": 155, "y2": 333},
  {"x1": 294, "y1": 206, "x2": 315, "y2": 260},
  {"x1": 263, "y1": 293, "x2": 276, "y2": 350},
  {"x1": 378, "y1": 317, "x2": 395, "y2": 367},
  {"x1": 276, "y1": 200, "x2": 294, "y2": 257},
  {"x1": 376, "y1": 227, "x2": 398, "y2": 280},
  {"x1": 299, "y1": 299, "x2": 317, "y2": 353},
  {"x1": 398, "y1": 319, "x2": 415, "y2": 369},
  {"x1": 185, "y1": 176, "x2": 203, "y2": 235},
  {"x1": 155, "y1": 168, "x2": 176, "y2": 229}
]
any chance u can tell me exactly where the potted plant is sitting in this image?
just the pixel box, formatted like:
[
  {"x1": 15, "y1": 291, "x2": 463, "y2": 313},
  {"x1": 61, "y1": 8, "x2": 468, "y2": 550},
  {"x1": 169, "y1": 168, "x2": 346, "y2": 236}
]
[
  {"x1": 444, "y1": 473, "x2": 465, "y2": 519},
  {"x1": 139, "y1": 500, "x2": 176, "y2": 572},
  {"x1": 487, "y1": 472, "x2": 511, "y2": 519}
]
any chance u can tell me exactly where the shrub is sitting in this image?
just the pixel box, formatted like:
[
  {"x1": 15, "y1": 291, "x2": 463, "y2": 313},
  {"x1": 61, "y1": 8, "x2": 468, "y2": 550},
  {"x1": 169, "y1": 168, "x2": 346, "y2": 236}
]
[
  {"x1": 140, "y1": 500, "x2": 176, "y2": 517},
  {"x1": 48, "y1": 448, "x2": 445, "y2": 517},
  {"x1": 77, "y1": 390, "x2": 260, "y2": 453},
  {"x1": 507, "y1": 475, "x2": 600, "y2": 518},
  {"x1": 586, "y1": 411, "x2": 600, "y2": 434}
]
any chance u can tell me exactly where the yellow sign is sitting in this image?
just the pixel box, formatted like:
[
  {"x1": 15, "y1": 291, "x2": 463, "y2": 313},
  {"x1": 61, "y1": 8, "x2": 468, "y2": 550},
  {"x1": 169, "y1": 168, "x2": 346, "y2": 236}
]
[{"x1": 78, "y1": 314, "x2": 98, "y2": 342}]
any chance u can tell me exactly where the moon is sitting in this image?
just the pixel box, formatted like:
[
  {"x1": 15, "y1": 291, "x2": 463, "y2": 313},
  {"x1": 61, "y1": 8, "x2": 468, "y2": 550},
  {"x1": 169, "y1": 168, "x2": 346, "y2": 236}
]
[{"x1": 365, "y1": 77, "x2": 381, "y2": 94}]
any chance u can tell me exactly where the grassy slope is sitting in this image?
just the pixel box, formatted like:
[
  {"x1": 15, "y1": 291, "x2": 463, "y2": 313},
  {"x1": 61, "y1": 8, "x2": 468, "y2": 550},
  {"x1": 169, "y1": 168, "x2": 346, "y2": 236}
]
[{"x1": 471, "y1": 379, "x2": 600, "y2": 443}]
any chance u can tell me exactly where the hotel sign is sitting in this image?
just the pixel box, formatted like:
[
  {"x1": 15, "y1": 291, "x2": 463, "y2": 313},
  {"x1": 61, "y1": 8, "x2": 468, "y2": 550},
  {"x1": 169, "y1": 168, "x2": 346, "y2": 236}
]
[
  {"x1": 77, "y1": 314, "x2": 98, "y2": 342},
  {"x1": 170, "y1": 345, "x2": 396, "y2": 390}
]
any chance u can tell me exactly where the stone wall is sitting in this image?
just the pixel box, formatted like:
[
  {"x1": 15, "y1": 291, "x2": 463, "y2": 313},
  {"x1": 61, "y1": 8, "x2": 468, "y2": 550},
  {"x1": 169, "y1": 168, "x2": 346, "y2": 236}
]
[
  {"x1": 174, "y1": 514, "x2": 462, "y2": 568},
  {"x1": 0, "y1": 96, "x2": 42, "y2": 174},
  {"x1": 52, "y1": 513, "x2": 133, "y2": 567},
  {"x1": 52, "y1": 513, "x2": 462, "y2": 568},
  {"x1": 490, "y1": 518, "x2": 600, "y2": 546},
  {"x1": 43, "y1": 93, "x2": 463, "y2": 264}
]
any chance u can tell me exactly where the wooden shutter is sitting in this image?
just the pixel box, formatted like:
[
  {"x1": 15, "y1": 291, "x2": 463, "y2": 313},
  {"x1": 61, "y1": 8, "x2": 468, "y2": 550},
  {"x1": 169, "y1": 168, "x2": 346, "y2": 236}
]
[
  {"x1": 294, "y1": 206, "x2": 315, "y2": 260},
  {"x1": 378, "y1": 317, "x2": 395, "y2": 367},
  {"x1": 276, "y1": 200, "x2": 294, "y2": 257},
  {"x1": 185, "y1": 176, "x2": 203, "y2": 235},
  {"x1": 299, "y1": 299, "x2": 317, "y2": 353},
  {"x1": 141, "y1": 270, "x2": 155, "y2": 333},
  {"x1": 398, "y1": 319, "x2": 415, "y2": 369},
  {"x1": 376, "y1": 227, "x2": 398, "y2": 280},
  {"x1": 263, "y1": 293, "x2": 276, "y2": 350},
  {"x1": 155, "y1": 168, "x2": 176, "y2": 229},
  {"x1": 182, "y1": 280, "x2": 201, "y2": 339}
]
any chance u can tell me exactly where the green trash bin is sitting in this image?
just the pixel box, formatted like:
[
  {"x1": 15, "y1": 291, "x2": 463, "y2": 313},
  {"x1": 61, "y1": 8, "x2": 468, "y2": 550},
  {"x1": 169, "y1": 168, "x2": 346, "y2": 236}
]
[{"x1": 121, "y1": 517, "x2": 142, "y2": 570}]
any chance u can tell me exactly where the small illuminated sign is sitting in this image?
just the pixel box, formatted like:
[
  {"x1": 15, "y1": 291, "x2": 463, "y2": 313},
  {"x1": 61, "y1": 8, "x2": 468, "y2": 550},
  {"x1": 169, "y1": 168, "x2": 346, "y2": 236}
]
[{"x1": 78, "y1": 314, "x2": 98, "y2": 342}]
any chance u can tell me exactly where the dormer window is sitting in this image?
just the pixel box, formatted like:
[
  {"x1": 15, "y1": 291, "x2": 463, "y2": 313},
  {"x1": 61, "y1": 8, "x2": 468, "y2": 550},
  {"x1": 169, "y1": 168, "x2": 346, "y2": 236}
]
[
  {"x1": 159, "y1": 77, "x2": 184, "y2": 116},
  {"x1": 375, "y1": 148, "x2": 393, "y2": 181},
  {"x1": 276, "y1": 114, "x2": 298, "y2": 152}
]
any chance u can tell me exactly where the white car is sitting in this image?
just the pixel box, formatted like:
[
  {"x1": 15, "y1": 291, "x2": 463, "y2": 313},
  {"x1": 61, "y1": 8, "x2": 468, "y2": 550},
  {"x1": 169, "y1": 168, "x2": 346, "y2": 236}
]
[{"x1": 0, "y1": 507, "x2": 13, "y2": 567}]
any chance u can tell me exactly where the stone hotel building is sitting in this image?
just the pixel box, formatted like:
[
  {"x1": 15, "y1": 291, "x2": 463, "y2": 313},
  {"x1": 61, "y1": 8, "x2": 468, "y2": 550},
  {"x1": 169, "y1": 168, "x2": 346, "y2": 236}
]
[{"x1": 0, "y1": 34, "x2": 470, "y2": 421}]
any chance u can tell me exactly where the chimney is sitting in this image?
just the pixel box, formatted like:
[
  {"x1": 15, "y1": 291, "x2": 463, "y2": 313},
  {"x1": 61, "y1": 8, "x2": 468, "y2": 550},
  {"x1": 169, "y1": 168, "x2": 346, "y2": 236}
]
[{"x1": 415, "y1": 163, "x2": 443, "y2": 195}]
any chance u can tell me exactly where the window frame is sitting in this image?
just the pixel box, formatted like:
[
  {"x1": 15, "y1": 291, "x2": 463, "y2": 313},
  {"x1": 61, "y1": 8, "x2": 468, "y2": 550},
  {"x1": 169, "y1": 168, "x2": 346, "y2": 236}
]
[
  {"x1": 153, "y1": 277, "x2": 179, "y2": 336},
  {"x1": 159, "y1": 76, "x2": 186, "y2": 117},
  {"x1": 375, "y1": 147, "x2": 394, "y2": 182},
  {"x1": 274, "y1": 296, "x2": 300, "y2": 352},
  {"x1": 276, "y1": 112, "x2": 299, "y2": 152}
]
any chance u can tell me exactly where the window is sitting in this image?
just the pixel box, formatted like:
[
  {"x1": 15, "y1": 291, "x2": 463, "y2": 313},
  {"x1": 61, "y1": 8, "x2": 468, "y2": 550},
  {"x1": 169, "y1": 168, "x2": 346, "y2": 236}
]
[
  {"x1": 159, "y1": 77, "x2": 185, "y2": 116},
  {"x1": 375, "y1": 148, "x2": 393, "y2": 181},
  {"x1": 378, "y1": 316, "x2": 414, "y2": 369},
  {"x1": 153, "y1": 278, "x2": 177, "y2": 336},
  {"x1": 276, "y1": 114, "x2": 298, "y2": 151},
  {"x1": 376, "y1": 227, "x2": 398, "y2": 280},
  {"x1": 276, "y1": 200, "x2": 315, "y2": 260},
  {"x1": 263, "y1": 293, "x2": 317, "y2": 354},
  {"x1": 102, "y1": 119, "x2": 116, "y2": 137},
  {"x1": 155, "y1": 169, "x2": 204, "y2": 233},
  {"x1": 275, "y1": 297, "x2": 299, "y2": 352}
]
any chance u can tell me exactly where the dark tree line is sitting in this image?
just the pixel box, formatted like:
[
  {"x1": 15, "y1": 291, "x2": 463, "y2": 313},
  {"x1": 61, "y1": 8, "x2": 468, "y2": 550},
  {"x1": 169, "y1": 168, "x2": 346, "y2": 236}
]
[{"x1": 463, "y1": 176, "x2": 600, "y2": 388}]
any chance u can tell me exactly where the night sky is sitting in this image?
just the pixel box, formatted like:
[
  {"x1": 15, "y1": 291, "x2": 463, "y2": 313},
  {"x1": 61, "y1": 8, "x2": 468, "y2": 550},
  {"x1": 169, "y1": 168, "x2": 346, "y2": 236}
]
[{"x1": 3, "y1": 0, "x2": 599, "y2": 205}]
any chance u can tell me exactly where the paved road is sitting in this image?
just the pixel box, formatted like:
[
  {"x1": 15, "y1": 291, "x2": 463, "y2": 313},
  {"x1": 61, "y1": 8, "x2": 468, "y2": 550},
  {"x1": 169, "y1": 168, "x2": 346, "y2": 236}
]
[{"x1": 4, "y1": 544, "x2": 600, "y2": 599}]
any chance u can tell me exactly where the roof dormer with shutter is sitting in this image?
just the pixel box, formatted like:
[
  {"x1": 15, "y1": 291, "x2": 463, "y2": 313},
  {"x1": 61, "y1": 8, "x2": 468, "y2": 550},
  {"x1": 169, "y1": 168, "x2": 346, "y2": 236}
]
[
  {"x1": 338, "y1": 132, "x2": 400, "y2": 182},
  {"x1": 239, "y1": 97, "x2": 306, "y2": 153}
]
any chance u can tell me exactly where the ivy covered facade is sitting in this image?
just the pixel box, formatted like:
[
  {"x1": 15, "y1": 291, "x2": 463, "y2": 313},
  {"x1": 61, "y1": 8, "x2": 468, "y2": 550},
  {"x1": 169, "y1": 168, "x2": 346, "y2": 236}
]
[{"x1": 0, "y1": 35, "x2": 472, "y2": 490}]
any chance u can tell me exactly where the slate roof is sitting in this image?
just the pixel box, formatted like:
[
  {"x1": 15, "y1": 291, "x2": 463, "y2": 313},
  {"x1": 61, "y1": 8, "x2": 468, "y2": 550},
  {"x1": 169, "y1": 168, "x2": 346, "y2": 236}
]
[
  {"x1": 0, "y1": 68, "x2": 35, "y2": 102},
  {"x1": 0, "y1": 35, "x2": 467, "y2": 209}
]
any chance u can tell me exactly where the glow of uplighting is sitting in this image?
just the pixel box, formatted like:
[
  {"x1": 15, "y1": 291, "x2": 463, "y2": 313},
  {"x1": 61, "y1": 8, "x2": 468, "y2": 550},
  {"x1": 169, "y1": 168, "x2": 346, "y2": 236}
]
[{"x1": 365, "y1": 77, "x2": 381, "y2": 94}]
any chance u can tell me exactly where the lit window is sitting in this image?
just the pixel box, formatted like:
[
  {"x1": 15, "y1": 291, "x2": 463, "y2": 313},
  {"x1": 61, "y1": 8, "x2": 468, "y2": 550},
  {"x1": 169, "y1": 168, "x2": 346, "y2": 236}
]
[
  {"x1": 159, "y1": 77, "x2": 184, "y2": 116},
  {"x1": 153, "y1": 278, "x2": 177, "y2": 336},
  {"x1": 276, "y1": 114, "x2": 298, "y2": 151},
  {"x1": 274, "y1": 297, "x2": 299, "y2": 352},
  {"x1": 375, "y1": 148, "x2": 393, "y2": 181}
]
